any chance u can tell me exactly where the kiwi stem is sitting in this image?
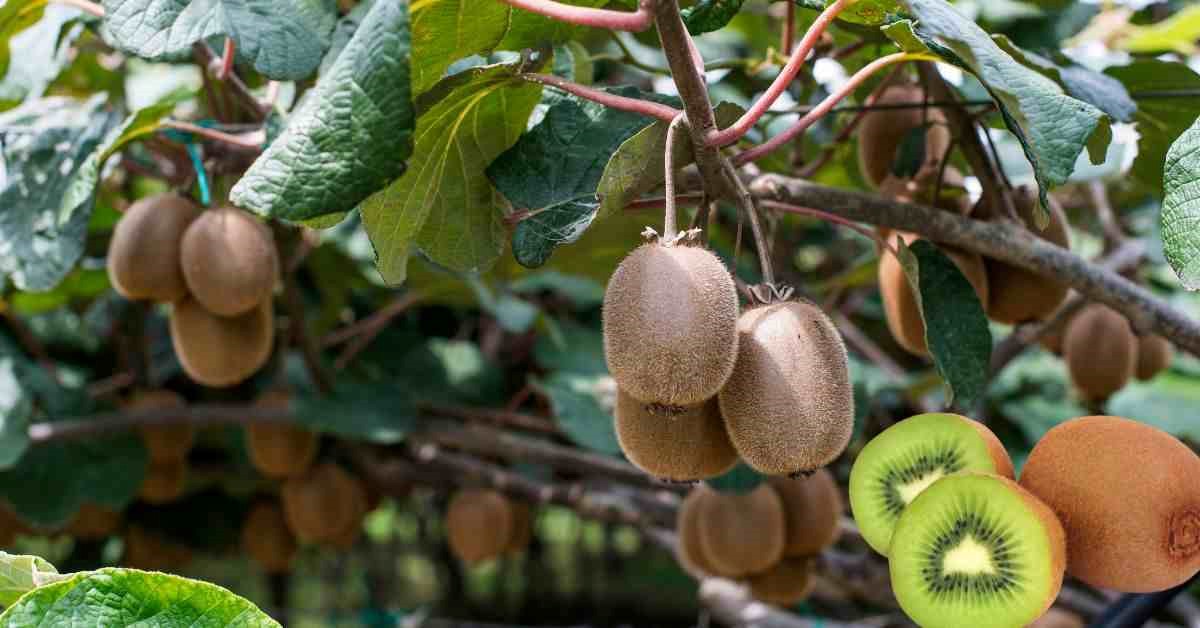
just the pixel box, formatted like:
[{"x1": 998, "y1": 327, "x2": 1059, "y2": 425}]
[
  {"x1": 760, "y1": 200, "x2": 897, "y2": 259},
  {"x1": 781, "y1": 1, "x2": 795, "y2": 56},
  {"x1": 494, "y1": 0, "x2": 657, "y2": 31},
  {"x1": 217, "y1": 37, "x2": 236, "y2": 81},
  {"x1": 719, "y1": 155, "x2": 776, "y2": 286},
  {"x1": 521, "y1": 73, "x2": 682, "y2": 123},
  {"x1": 663, "y1": 113, "x2": 689, "y2": 240}
]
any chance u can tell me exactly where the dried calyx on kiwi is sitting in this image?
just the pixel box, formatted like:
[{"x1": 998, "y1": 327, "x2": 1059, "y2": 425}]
[
  {"x1": 857, "y1": 84, "x2": 951, "y2": 189},
  {"x1": 603, "y1": 233, "x2": 740, "y2": 408},
  {"x1": 1062, "y1": 304, "x2": 1136, "y2": 401},
  {"x1": 982, "y1": 187, "x2": 1071, "y2": 325},
  {"x1": 170, "y1": 296, "x2": 274, "y2": 388},
  {"x1": 242, "y1": 502, "x2": 297, "y2": 574},
  {"x1": 695, "y1": 484, "x2": 787, "y2": 577},
  {"x1": 748, "y1": 557, "x2": 816, "y2": 607},
  {"x1": 719, "y1": 298, "x2": 853, "y2": 476},
  {"x1": 445, "y1": 488, "x2": 515, "y2": 564},
  {"x1": 614, "y1": 390, "x2": 737, "y2": 482},
  {"x1": 127, "y1": 390, "x2": 195, "y2": 464},
  {"x1": 849, "y1": 413, "x2": 1014, "y2": 556},
  {"x1": 180, "y1": 207, "x2": 279, "y2": 317},
  {"x1": 769, "y1": 468, "x2": 843, "y2": 558},
  {"x1": 107, "y1": 194, "x2": 202, "y2": 303},
  {"x1": 246, "y1": 391, "x2": 319, "y2": 478},
  {"x1": 889, "y1": 473, "x2": 1065, "y2": 628}
]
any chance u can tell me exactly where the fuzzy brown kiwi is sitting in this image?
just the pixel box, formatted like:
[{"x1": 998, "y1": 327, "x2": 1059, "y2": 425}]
[
  {"x1": 769, "y1": 468, "x2": 843, "y2": 557},
  {"x1": 603, "y1": 241, "x2": 739, "y2": 407},
  {"x1": 1062, "y1": 304, "x2": 1136, "y2": 401},
  {"x1": 127, "y1": 390, "x2": 195, "y2": 464},
  {"x1": 614, "y1": 390, "x2": 738, "y2": 482},
  {"x1": 326, "y1": 472, "x2": 369, "y2": 550},
  {"x1": 1135, "y1": 334, "x2": 1173, "y2": 381},
  {"x1": 857, "y1": 84, "x2": 951, "y2": 188},
  {"x1": 246, "y1": 391, "x2": 318, "y2": 478},
  {"x1": 1027, "y1": 608, "x2": 1084, "y2": 628},
  {"x1": 984, "y1": 187, "x2": 1071, "y2": 324},
  {"x1": 242, "y1": 502, "x2": 297, "y2": 573},
  {"x1": 747, "y1": 557, "x2": 816, "y2": 607},
  {"x1": 1019, "y1": 416, "x2": 1200, "y2": 592},
  {"x1": 878, "y1": 232, "x2": 990, "y2": 356},
  {"x1": 445, "y1": 488, "x2": 515, "y2": 564},
  {"x1": 280, "y1": 462, "x2": 362, "y2": 544},
  {"x1": 696, "y1": 484, "x2": 787, "y2": 577},
  {"x1": 107, "y1": 194, "x2": 202, "y2": 302},
  {"x1": 718, "y1": 300, "x2": 853, "y2": 475},
  {"x1": 170, "y1": 296, "x2": 274, "y2": 387},
  {"x1": 506, "y1": 501, "x2": 534, "y2": 554},
  {"x1": 123, "y1": 525, "x2": 193, "y2": 571},
  {"x1": 139, "y1": 460, "x2": 187, "y2": 504},
  {"x1": 676, "y1": 486, "x2": 721, "y2": 575},
  {"x1": 65, "y1": 504, "x2": 121, "y2": 540},
  {"x1": 179, "y1": 207, "x2": 279, "y2": 316}
]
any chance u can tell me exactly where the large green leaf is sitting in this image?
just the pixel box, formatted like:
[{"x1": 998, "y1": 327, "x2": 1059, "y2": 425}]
[
  {"x1": 0, "y1": 358, "x2": 31, "y2": 470},
  {"x1": 230, "y1": 0, "x2": 412, "y2": 222},
  {"x1": 796, "y1": 0, "x2": 902, "y2": 25},
  {"x1": 360, "y1": 63, "x2": 542, "y2": 285},
  {"x1": 410, "y1": 0, "x2": 510, "y2": 95},
  {"x1": 888, "y1": 0, "x2": 1107, "y2": 221},
  {"x1": 681, "y1": 0, "x2": 744, "y2": 34},
  {"x1": 100, "y1": 0, "x2": 337, "y2": 80},
  {"x1": 1119, "y1": 5, "x2": 1200, "y2": 55},
  {"x1": 0, "y1": 553, "x2": 60, "y2": 606},
  {"x1": 0, "y1": 4, "x2": 82, "y2": 109},
  {"x1": 499, "y1": 0, "x2": 607, "y2": 49},
  {"x1": 533, "y1": 372, "x2": 620, "y2": 455},
  {"x1": 293, "y1": 378, "x2": 417, "y2": 443},
  {"x1": 1106, "y1": 60, "x2": 1200, "y2": 193},
  {"x1": 0, "y1": 0, "x2": 45, "y2": 80},
  {"x1": 0, "y1": 568, "x2": 279, "y2": 627},
  {"x1": 1108, "y1": 373, "x2": 1200, "y2": 441},
  {"x1": 1162, "y1": 115, "x2": 1200, "y2": 291},
  {"x1": 992, "y1": 37, "x2": 1135, "y2": 123},
  {"x1": 0, "y1": 96, "x2": 119, "y2": 292}
]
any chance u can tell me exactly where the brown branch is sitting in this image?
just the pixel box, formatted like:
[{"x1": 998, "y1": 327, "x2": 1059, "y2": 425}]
[
  {"x1": 193, "y1": 43, "x2": 269, "y2": 119},
  {"x1": 321, "y1": 293, "x2": 422, "y2": 348},
  {"x1": 28, "y1": 404, "x2": 293, "y2": 444},
  {"x1": 421, "y1": 404, "x2": 558, "y2": 434},
  {"x1": 283, "y1": 272, "x2": 333, "y2": 394},
  {"x1": 1088, "y1": 180, "x2": 1127, "y2": 245}
]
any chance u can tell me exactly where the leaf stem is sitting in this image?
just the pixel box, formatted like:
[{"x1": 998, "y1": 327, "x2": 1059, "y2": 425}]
[
  {"x1": 50, "y1": 0, "x2": 104, "y2": 16},
  {"x1": 496, "y1": 0, "x2": 657, "y2": 31},
  {"x1": 719, "y1": 156, "x2": 774, "y2": 286},
  {"x1": 218, "y1": 37, "x2": 236, "y2": 81},
  {"x1": 161, "y1": 120, "x2": 264, "y2": 150},
  {"x1": 521, "y1": 73, "x2": 682, "y2": 122},
  {"x1": 662, "y1": 113, "x2": 688, "y2": 239},
  {"x1": 759, "y1": 199, "x2": 896, "y2": 258}
]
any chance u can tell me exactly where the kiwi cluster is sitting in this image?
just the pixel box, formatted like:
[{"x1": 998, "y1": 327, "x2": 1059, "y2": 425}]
[
  {"x1": 106, "y1": 196, "x2": 277, "y2": 388},
  {"x1": 444, "y1": 488, "x2": 534, "y2": 564},
  {"x1": 1056, "y1": 304, "x2": 1173, "y2": 401},
  {"x1": 675, "y1": 470, "x2": 841, "y2": 607},
  {"x1": 245, "y1": 391, "x2": 320, "y2": 479},
  {"x1": 604, "y1": 234, "x2": 853, "y2": 479},
  {"x1": 280, "y1": 462, "x2": 371, "y2": 548},
  {"x1": 849, "y1": 413, "x2": 1066, "y2": 628}
]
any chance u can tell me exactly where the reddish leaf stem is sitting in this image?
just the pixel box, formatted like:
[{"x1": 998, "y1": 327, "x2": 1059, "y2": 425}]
[
  {"x1": 497, "y1": 0, "x2": 656, "y2": 31},
  {"x1": 759, "y1": 199, "x2": 896, "y2": 259},
  {"x1": 782, "y1": 1, "x2": 796, "y2": 56},
  {"x1": 522, "y1": 73, "x2": 682, "y2": 122},
  {"x1": 218, "y1": 37, "x2": 236, "y2": 81}
]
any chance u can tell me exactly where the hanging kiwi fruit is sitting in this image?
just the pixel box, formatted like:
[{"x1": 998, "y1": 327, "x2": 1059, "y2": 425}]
[
  {"x1": 123, "y1": 525, "x2": 193, "y2": 571},
  {"x1": 170, "y1": 296, "x2": 274, "y2": 388},
  {"x1": 1062, "y1": 304, "x2": 1136, "y2": 401},
  {"x1": 107, "y1": 194, "x2": 202, "y2": 303},
  {"x1": 65, "y1": 504, "x2": 121, "y2": 540},
  {"x1": 242, "y1": 502, "x2": 297, "y2": 574},
  {"x1": 982, "y1": 187, "x2": 1071, "y2": 325},
  {"x1": 246, "y1": 391, "x2": 319, "y2": 479},
  {"x1": 675, "y1": 486, "x2": 721, "y2": 576},
  {"x1": 281, "y1": 462, "x2": 363, "y2": 545},
  {"x1": 768, "y1": 468, "x2": 843, "y2": 557},
  {"x1": 139, "y1": 460, "x2": 188, "y2": 504},
  {"x1": 179, "y1": 207, "x2": 279, "y2": 317},
  {"x1": 695, "y1": 484, "x2": 787, "y2": 577},
  {"x1": 747, "y1": 557, "x2": 816, "y2": 607},
  {"x1": 1135, "y1": 334, "x2": 1173, "y2": 380},
  {"x1": 614, "y1": 390, "x2": 737, "y2": 482},
  {"x1": 857, "y1": 84, "x2": 951, "y2": 188},
  {"x1": 445, "y1": 488, "x2": 515, "y2": 564},
  {"x1": 127, "y1": 390, "x2": 195, "y2": 464}
]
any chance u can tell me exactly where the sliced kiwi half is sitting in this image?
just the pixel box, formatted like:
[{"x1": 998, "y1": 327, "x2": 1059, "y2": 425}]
[
  {"x1": 849, "y1": 413, "x2": 1013, "y2": 556},
  {"x1": 889, "y1": 473, "x2": 1065, "y2": 628}
]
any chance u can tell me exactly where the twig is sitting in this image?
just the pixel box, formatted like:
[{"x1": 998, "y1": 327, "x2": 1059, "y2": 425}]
[
  {"x1": 28, "y1": 404, "x2": 293, "y2": 444},
  {"x1": 86, "y1": 371, "x2": 136, "y2": 399},
  {"x1": 50, "y1": 0, "x2": 104, "y2": 16},
  {"x1": 623, "y1": 193, "x2": 706, "y2": 211},
  {"x1": 322, "y1": 292, "x2": 423, "y2": 348},
  {"x1": 781, "y1": 1, "x2": 796, "y2": 56},
  {"x1": 496, "y1": 0, "x2": 657, "y2": 31},
  {"x1": 831, "y1": 312, "x2": 906, "y2": 381},
  {"x1": 421, "y1": 404, "x2": 559, "y2": 434},
  {"x1": 283, "y1": 272, "x2": 333, "y2": 394},
  {"x1": 194, "y1": 43, "x2": 269, "y2": 119},
  {"x1": 720, "y1": 156, "x2": 775, "y2": 286},
  {"x1": 161, "y1": 120, "x2": 264, "y2": 150},
  {"x1": 798, "y1": 63, "x2": 909, "y2": 178},
  {"x1": 1088, "y1": 180, "x2": 1127, "y2": 245},
  {"x1": 521, "y1": 73, "x2": 681, "y2": 122}
]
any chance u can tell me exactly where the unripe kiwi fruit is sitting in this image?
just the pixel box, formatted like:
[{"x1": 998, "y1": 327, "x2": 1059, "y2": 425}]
[
  {"x1": 123, "y1": 525, "x2": 193, "y2": 571},
  {"x1": 241, "y1": 502, "x2": 297, "y2": 573},
  {"x1": 179, "y1": 207, "x2": 279, "y2": 317},
  {"x1": 603, "y1": 241, "x2": 739, "y2": 407},
  {"x1": 747, "y1": 558, "x2": 816, "y2": 607},
  {"x1": 281, "y1": 462, "x2": 363, "y2": 544},
  {"x1": 718, "y1": 300, "x2": 853, "y2": 476},
  {"x1": 246, "y1": 391, "x2": 318, "y2": 478},
  {"x1": 170, "y1": 296, "x2": 274, "y2": 388},
  {"x1": 696, "y1": 484, "x2": 787, "y2": 577},
  {"x1": 984, "y1": 187, "x2": 1071, "y2": 324},
  {"x1": 1135, "y1": 334, "x2": 1173, "y2": 381},
  {"x1": 107, "y1": 194, "x2": 202, "y2": 302},
  {"x1": 445, "y1": 488, "x2": 515, "y2": 564},
  {"x1": 614, "y1": 390, "x2": 738, "y2": 482},
  {"x1": 857, "y1": 84, "x2": 951, "y2": 188},
  {"x1": 506, "y1": 501, "x2": 533, "y2": 554},
  {"x1": 139, "y1": 460, "x2": 187, "y2": 504},
  {"x1": 769, "y1": 468, "x2": 842, "y2": 557},
  {"x1": 878, "y1": 232, "x2": 990, "y2": 356},
  {"x1": 65, "y1": 504, "x2": 121, "y2": 540},
  {"x1": 1018, "y1": 416, "x2": 1200, "y2": 592},
  {"x1": 127, "y1": 390, "x2": 195, "y2": 464},
  {"x1": 676, "y1": 486, "x2": 720, "y2": 575},
  {"x1": 1062, "y1": 305, "x2": 1136, "y2": 401}
]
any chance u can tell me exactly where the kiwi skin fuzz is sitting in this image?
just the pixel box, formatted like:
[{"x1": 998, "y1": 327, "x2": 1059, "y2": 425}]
[
  {"x1": 242, "y1": 502, "x2": 297, "y2": 574},
  {"x1": 615, "y1": 390, "x2": 738, "y2": 482},
  {"x1": 676, "y1": 486, "x2": 721, "y2": 576},
  {"x1": 1063, "y1": 305, "x2": 1136, "y2": 401},
  {"x1": 696, "y1": 484, "x2": 787, "y2": 578},
  {"x1": 446, "y1": 488, "x2": 515, "y2": 564},
  {"x1": 246, "y1": 391, "x2": 319, "y2": 479},
  {"x1": 747, "y1": 558, "x2": 816, "y2": 607},
  {"x1": 170, "y1": 296, "x2": 274, "y2": 388},
  {"x1": 857, "y1": 84, "x2": 951, "y2": 188},
  {"x1": 107, "y1": 194, "x2": 202, "y2": 303},
  {"x1": 983, "y1": 187, "x2": 1071, "y2": 324},
  {"x1": 1019, "y1": 416, "x2": 1200, "y2": 593},
  {"x1": 127, "y1": 390, "x2": 196, "y2": 464},
  {"x1": 603, "y1": 242, "x2": 739, "y2": 407},
  {"x1": 1136, "y1": 334, "x2": 1173, "y2": 381},
  {"x1": 180, "y1": 207, "x2": 279, "y2": 317},
  {"x1": 719, "y1": 300, "x2": 853, "y2": 476},
  {"x1": 768, "y1": 469, "x2": 843, "y2": 557}
]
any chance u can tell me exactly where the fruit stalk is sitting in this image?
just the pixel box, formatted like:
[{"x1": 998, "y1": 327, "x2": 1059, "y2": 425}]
[
  {"x1": 719, "y1": 155, "x2": 776, "y2": 287},
  {"x1": 495, "y1": 0, "x2": 658, "y2": 31},
  {"x1": 662, "y1": 113, "x2": 689, "y2": 239}
]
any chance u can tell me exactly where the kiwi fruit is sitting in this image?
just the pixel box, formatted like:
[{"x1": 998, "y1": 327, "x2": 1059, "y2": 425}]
[
  {"x1": 326, "y1": 472, "x2": 370, "y2": 550},
  {"x1": 857, "y1": 84, "x2": 951, "y2": 188},
  {"x1": 280, "y1": 462, "x2": 363, "y2": 544},
  {"x1": 241, "y1": 502, "x2": 296, "y2": 574},
  {"x1": 849, "y1": 413, "x2": 1014, "y2": 557},
  {"x1": 878, "y1": 232, "x2": 990, "y2": 356},
  {"x1": 246, "y1": 391, "x2": 318, "y2": 478},
  {"x1": 506, "y1": 501, "x2": 534, "y2": 554},
  {"x1": 127, "y1": 390, "x2": 195, "y2": 464},
  {"x1": 65, "y1": 504, "x2": 121, "y2": 540},
  {"x1": 983, "y1": 187, "x2": 1071, "y2": 325},
  {"x1": 139, "y1": 460, "x2": 187, "y2": 504},
  {"x1": 123, "y1": 525, "x2": 193, "y2": 571},
  {"x1": 676, "y1": 486, "x2": 721, "y2": 575},
  {"x1": 1027, "y1": 608, "x2": 1084, "y2": 628},
  {"x1": 107, "y1": 194, "x2": 202, "y2": 302},
  {"x1": 718, "y1": 300, "x2": 853, "y2": 476},
  {"x1": 889, "y1": 472, "x2": 1066, "y2": 628},
  {"x1": 603, "y1": 241, "x2": 739, "y2": 407},
  {"x1": 1018, "y1": 415, "x2": 1200, "y2": 592},
  {"x1": 696, "y1": 484, "x2": 787, "y2": 577},
  {"x1": 769, "y1": 468, "x2": 843, "y2": 557},
  {"x1": 1062, "y1": 304, "x2": 1136, "y2": 400},
  {"x1": 445, "y1": 488, "x2": 515, "y2": 564},
  {"x1": 170, "y1": 296, "x2": 274, "y2": 387},
  {"x1": 1135, "y1": 334, "x2": 1173, "y2": 380},
  {"x1": 747, "y1": 557, "x2": 816, "y2": 607},
  {"x1": 614, "y1": 390, "x2": 738, "y2": 482},
  {"x1": 179, "y1": 207, "x2": 279, "y2": 317}
]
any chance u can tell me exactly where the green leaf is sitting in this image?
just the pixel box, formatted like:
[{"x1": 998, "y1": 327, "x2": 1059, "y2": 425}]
[
  {"x1": 499, "y1": 0, "x2": 607, "y2": 49},
  {"x1": 293, "y1": 378, "x2": 417, "y2": 443},
  {"x1": 706, "y1": 463, "x2": 764, "y2": 495},
  {"x1": 360, "y1": 63, "x2": 542, "y2": 285},
  {"x1": 510, "y1": 270, "x2": 603, "y2": 308},
  {"x1": 1106, "y1": 60, "x2": 1200, "y2": 192},
  {"x1": 0, "y1": 95, "x2": 120, "y2": 292},
  {"x1": 991, "y1": 36, "x2": 1135, "y2": 123},
  {"x1": 795, "y1": 0, "x2": 901, "y2": 25},
  {"x1": 0, "y1": 0, "x2": 46, "y2": 81},
  {"x1": 0, "y1": 4, "x2": 83, "y2": 109},
  {"x1": 410, "y1": 0, "x2": 510, "y2": 95},
  {"x1": 888, "y1": 0, "x2": 1107, "y2": 221},
  {"x1": 230, "y1": 0, "x2": 413, "y2": 222},
  {"x1": 906, "y1": 240, "x2": 992, "y2": 408},
  {"x1": 892, "y1": 125, "x2": 930, "y2": 178},
  {"x1": 1119, "y1": 4, "x2": 1200, "y2": 55},
  {"x1": 533, "y1": 372, "x2": 620, "y2": 455},
  {"x1": 533, "y1": 320, "x2": 606, "y2": 375},
  {"x1": 1162, "y1": 115, "x2": 1200, "y2": 290},
  {"x1": 0, "y1": 553, "x2": 60, "y2": 606},
  {"x1": 319, "y1": 0, "x2": 374, "y2": 73},
  {"x1": 0, "y1": 359, "x2": 31, "y2": 470},
  {"x1": 0, "y1": 568, "x2": 279, "y2": 627},
  {"x1": 682, "y1": 0, "x2": 745, "y2": 34},
  {"x1": 1107, "y1": 373, "x2": 1200, "y2": 441},
  {"x1": 100, "y1": 0, "x2": 338, "y2": 80}
]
